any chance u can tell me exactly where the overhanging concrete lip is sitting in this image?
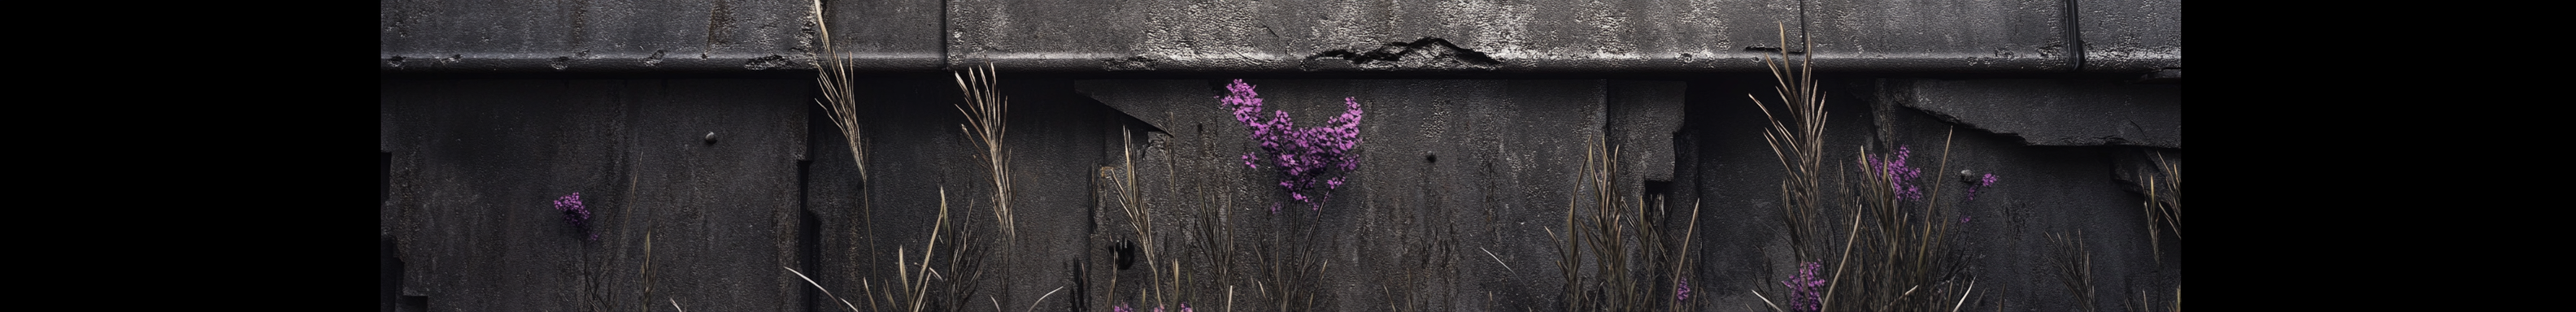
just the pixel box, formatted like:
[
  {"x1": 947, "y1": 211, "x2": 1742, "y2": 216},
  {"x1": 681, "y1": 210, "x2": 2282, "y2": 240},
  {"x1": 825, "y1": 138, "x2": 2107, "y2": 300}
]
[
  {"x1": 380, "y1": 54, "x2": 2175, "y2": 75},
  {"x1": 381, "y1": 0, "x2": 2176, "y2": 76}
]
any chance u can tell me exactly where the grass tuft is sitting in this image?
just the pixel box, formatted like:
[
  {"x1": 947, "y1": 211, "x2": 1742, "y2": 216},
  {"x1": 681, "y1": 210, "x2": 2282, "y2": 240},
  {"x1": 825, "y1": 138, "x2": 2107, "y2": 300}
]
[
  {"x1": 954, "y1": 63, "x2": 1016, "y2": 240},
  {"x1": 1747, "y1": 23, "x2": 1978, "y2": 312}
]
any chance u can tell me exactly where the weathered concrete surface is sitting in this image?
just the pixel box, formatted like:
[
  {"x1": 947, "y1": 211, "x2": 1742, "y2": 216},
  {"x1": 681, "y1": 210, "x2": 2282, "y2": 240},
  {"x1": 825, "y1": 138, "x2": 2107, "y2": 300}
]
[
  {"x1": 2077, "y1": 0, "x2": 2184, "y2": 72},
  {"x1": 1805, "y1": 0, "x2": 2071, "y2": 72},
  {"x1": 1897, "y1": 79, "x2": 2180, "y2": 148},
  {"x1": 381, "y1": 79, "x2": 811, "y2": 311},
  {"x1": 951, "y1": 0, "x2": 1800, "y2": 73},
  {"x1": 378, "y1": 0, "x2": 832, "y2": 72},
  {"x1": 381, "y1": 0, "x2": 2177, "y2": 74}
]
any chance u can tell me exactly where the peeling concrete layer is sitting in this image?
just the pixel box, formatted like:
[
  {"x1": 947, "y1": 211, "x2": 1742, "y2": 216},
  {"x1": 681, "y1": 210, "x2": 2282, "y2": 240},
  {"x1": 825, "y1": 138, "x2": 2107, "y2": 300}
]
[
  {"x1": 379, "y1": 0, "x2": 2178, "y2": 74},
  {"x1": 1899, "y1": 79, "x2": 2180, "y2": 148}
]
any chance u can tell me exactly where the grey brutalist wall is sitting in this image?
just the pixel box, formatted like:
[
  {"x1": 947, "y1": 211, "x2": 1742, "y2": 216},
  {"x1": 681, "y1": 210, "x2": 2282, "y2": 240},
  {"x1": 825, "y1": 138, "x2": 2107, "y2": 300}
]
[
  {"x1": 381, "y1": 79, "x2": 812, "y2": 312},
  {"x1": 380, "y1": 0, "x2": 2176, "y2": 75}
]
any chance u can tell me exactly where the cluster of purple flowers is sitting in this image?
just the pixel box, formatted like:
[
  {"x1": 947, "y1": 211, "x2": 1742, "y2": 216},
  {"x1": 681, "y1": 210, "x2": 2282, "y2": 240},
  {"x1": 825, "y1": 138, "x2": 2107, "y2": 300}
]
[
  {"x1": 554, "y1": 193, "x2": 597, "y2": 240},
  {"x1": 1867, "y1": 145, "x2": 1925, "y2": 201},
  {"x1": 1964, "y1": 173, "x2": 1999, "y2": 202},
  {"x1": 1221, "y1": 80, "x2": 1364, "y2": 214},
  {"x1": 1782, "y1": 262, "x2": 1825, "y2": 312},
  {"x1": 1676, "y1": 276, "x2": 1692, "y2": 301}
]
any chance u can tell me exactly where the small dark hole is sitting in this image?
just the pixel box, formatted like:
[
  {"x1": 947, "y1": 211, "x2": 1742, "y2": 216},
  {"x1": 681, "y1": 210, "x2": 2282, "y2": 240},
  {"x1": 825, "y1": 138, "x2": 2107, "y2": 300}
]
[
  {"x1": 1425, "y1": 154, "x2": 1438, "y2": 163},
  {"x1": 1114, "y1": 239, "x2": 1137, "y2": 270}
]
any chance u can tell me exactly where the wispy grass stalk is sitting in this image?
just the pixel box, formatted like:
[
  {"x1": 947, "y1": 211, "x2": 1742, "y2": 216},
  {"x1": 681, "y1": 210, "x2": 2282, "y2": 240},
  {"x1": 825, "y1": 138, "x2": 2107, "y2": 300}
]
[
  {"x1": 806, "y1": 3, "x2": 890, "y2": 310},
  {"x1": 2140, "y1": 152, "x2": 2179, "y2": 263},
  {"x1": 954, "y1": 63, "x2": 1016, "y2": 240},
  {"x1": 1749, "y1": 22, "x2": 1833, "y2": 265},
  {"x1": 1107, "y1": 125, "x2": 1169, "y2": 306},
  {"x1": 1551, "y1": 136, "x2": 1700, "y2": 311},
  {"x1": 2046, "y1": 231, "x2": 2096, "y2": 312}
]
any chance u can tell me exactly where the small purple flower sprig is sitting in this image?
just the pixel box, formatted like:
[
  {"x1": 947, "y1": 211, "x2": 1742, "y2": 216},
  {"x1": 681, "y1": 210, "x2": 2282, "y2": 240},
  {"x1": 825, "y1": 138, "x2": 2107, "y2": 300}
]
[
  {"x1": 554, "y1": 193, "x2": 596, "y2": 240},
  {"x1": 1782, "y1": 262, "x2": 1825, "y2": 312},
  {"x1": 1221, "y1": 80, "x2": 1364, "y2": 214},
  {"x1": 1676, "y1": 276, "x2": 1692, "y2": 302},
  {"x1": 1866, "y1": 145, "x2": 1925, "y2": 201},
  {"x1": 1964, "y1": 172, "x2": 1999, "y2": 202}
]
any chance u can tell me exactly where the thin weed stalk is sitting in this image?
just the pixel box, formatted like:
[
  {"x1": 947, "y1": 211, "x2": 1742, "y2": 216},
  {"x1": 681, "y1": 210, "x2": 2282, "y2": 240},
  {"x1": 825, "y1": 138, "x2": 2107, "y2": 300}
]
[
  {"x1": 2140, "y1": 152, "x2": 2179, "y2": 263},
  {"x1": 807, "y1": 2, "x2": 886, "y2": 309},
  {"x1": 1553, "y1": 136, "x2": 1699, "y2": 311},
  {"x1": 2046, "y1": 231, "x2": 2096, "y2": 312},
  {"x1": 1107, "y1": 125, "x2": 1172, "y2": 306},
  {"x1": 954, "y1": 63, "x2": 1016, "y2": 240},
  {"x1": 1749, "y1": 22, "x2": 1832, "y2": 263}
]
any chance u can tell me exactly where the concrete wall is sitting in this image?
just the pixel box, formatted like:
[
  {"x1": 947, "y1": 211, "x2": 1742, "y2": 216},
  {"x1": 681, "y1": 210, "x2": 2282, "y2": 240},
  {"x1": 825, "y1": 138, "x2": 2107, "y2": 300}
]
[{"x1": 381, "y1": 1, "x2": 2178, "y2": 311}]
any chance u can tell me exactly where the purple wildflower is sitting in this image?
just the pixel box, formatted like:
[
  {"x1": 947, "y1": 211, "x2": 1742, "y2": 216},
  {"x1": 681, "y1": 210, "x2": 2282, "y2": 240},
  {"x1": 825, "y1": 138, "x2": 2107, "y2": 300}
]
[
  {"x1": 1676, "y1": 276, "x2": 1691, "y2": 301},
  {"x1": 553, "y1": 193, "x2": 596, "y2": 240},
  {"x1": 1113, "y1": 303, "x2": 1133, "y2": 312},
  {"x1": 1221, "y1": 80, "x2": 1364, "y2": 212},
  {"x1": 1180, "y1": 303, "x2": 1193, "y2": 312},
  {"x1": 1782, "y1": 262, "x2": 1825, "y2": 312},
  {"x1": 1964, "y1": 173, "x2": 1999, "y2": 202},
  {"x1": 1867, "y1": 146, "x2": 1925, "y2": 201}
]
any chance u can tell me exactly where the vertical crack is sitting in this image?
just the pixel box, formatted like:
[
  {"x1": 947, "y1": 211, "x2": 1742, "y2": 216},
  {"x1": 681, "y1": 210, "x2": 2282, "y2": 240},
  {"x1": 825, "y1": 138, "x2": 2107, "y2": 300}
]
[{"x1": 2061, "y1": 0, "x2": 2087, "y2": 72}]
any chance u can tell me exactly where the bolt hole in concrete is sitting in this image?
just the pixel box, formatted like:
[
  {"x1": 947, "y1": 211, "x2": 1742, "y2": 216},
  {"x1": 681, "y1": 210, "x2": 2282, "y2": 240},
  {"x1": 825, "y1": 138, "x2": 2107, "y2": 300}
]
[{"x1": 1425, "y1": 153, "x2": 1437, "y2": 163}]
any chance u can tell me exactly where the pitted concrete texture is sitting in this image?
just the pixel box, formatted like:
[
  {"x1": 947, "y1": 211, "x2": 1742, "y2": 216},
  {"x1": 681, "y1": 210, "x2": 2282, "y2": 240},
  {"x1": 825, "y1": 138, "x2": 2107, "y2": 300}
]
[
  {"x1": 381, "y1": 0, "x2": 2176, "y2": 73},
  {"x1": 381, "y1": 79, "x2": 812, "y2": 312},
  {"x1": 378, "y1": 0, "x2": 848, "y2": 72},
  {"x1": 2077, "y1": 0, "x2": 2185, "y2": 72}
]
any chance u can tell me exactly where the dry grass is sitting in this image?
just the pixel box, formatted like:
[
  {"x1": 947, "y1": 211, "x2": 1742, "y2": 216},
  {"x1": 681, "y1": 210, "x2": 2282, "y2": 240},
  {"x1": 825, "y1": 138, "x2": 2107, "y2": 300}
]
[
  {"x1": 1104, "y1": 125, "x2": 1169, "y2": 306},
  {"x1": 806, "y1": 3, "x2": 892, "y2": 310},
  {"x1": 778, "y1": 187, "x2": 981, "y2": 312},
  {"x1": 794, "y1": 5, "x2": 992, "y2": 311},
  {"x1": 2134, "y1": 152, "x2": 2178, "y2": 312},
  {"x1": 1551, "y1": 136, "x2": 1702, "y2": 311},
  {"x1": 811, "y1": 0, "x2": 867, "y2": 184},
  {"x1": 2046, "y1": 231, "x2": 2096, "y2": 312},
  {"x1": 1747, "y1": 23, "x2": 1976, "y2": 311},
  {"x1": 2139, "y1": 152, "x2": 2179, "y2": 262},
  {"x1": 1747, "y1": 22, "x2": 1834, "y2": 264},
  {"x1": 954, "y1": 63, "x2": 1016, "y2": 240}
]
